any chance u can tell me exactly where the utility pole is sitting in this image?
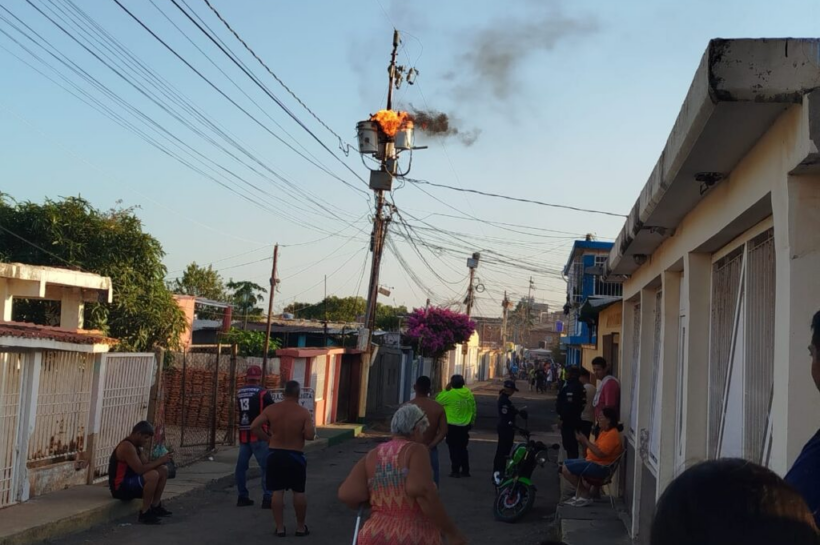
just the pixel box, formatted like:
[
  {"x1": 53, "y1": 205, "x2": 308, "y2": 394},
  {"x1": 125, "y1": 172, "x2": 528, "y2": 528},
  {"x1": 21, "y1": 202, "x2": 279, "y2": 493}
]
[
  {"x1": 462, "y1": 253, "x2": 480, "y2": 355},
  {"x1": 501, "y1": 290, "x2": 510, "y2": 348},
  {"x1": 261, "y1": 244, "x2": 279, "y2": 380},
  {"x1": 323, "y1": 274, "x2": 328, "y2": 346},
  {"x1": 356, "y1": 29, "x2": 417, "y2": 421}
]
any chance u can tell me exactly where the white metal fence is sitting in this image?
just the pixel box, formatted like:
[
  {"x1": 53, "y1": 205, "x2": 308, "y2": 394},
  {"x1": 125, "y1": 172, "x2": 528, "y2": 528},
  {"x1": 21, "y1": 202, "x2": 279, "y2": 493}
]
[
  {"x1": 28, "y1": 351, "x2": 94, "y2": 463},
  {"x1": 93, "y1": 354, "x2": 155, "y2": 480},
  {"x1": 0, "y1": 352, "x2": 24, "y2": 508}
]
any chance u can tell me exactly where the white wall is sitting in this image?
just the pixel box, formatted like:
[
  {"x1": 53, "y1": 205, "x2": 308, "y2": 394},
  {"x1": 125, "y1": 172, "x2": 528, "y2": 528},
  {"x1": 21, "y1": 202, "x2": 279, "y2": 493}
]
[{"x1": 619, "y1": 100, "x2": 820, "y2": 540}]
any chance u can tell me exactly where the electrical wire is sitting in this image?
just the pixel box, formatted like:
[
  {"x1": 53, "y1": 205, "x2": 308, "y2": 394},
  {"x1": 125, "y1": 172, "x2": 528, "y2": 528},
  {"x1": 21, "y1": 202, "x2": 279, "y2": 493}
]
[
  {"x1": 164, "y1": 0, "x2": 370, "y2": 195},
  {"x1": 401, "y1": 177, "x2": 627, "y2": 218},
  {"x1": 200, "y1": 0, "x2": 357, "y2": 156},
  {"x1": 0, "y1": 224, "x2": 86, "y2": 272},
  {"x1": 4, "y1": 3, "x2": 366, "y2": 236}
]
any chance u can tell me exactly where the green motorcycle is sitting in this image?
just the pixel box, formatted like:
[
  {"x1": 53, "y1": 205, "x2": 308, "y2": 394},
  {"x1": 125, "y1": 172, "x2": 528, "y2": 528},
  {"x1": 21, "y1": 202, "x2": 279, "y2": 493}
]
[{"x1": 493, "y1": 425, "x2": 559, "y2": 523}]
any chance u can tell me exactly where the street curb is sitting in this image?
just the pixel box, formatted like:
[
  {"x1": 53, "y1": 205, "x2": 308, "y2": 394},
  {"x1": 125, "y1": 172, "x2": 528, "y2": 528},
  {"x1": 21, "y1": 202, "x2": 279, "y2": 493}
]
[
  {"x1": 2, "y1": 500, "x2": 138, "y2": 545},
  {"x1": 1, "y1": 437, "x2": 337, "y2": 545}
]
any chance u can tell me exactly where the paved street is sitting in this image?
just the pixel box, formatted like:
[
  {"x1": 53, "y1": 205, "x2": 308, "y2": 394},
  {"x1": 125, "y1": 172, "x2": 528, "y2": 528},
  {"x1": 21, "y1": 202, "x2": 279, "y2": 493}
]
[{"x1": 48, "y1": 381, "x2": 560, "y2": 545}]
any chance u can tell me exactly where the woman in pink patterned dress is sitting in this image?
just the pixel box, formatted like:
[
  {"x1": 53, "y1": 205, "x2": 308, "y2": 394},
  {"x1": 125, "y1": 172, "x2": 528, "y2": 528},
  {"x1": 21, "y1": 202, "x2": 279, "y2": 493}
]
[{"x1": 339, "y1": 404, "x2": 467, "y2": 545}]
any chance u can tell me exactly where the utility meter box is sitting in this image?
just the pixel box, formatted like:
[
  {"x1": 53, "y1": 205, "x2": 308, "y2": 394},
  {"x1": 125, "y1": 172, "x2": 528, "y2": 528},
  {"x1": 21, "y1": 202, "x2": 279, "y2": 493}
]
[{"x1": 369, "y1": 170, "x2": 393, "y2": 191}]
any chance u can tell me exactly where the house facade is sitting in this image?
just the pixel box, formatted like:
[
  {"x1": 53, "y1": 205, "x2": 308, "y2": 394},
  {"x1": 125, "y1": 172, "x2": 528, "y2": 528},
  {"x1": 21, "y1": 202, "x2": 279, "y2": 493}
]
[
  {"x1": 0, "y1": 264, "x2": 156, "y2": 509},
  {"x1": 561, "y1": 239, "x2": 622, "y2": 367},
  {"x1": 605, "y1": 39, "x2": 820, "y2": 541}
]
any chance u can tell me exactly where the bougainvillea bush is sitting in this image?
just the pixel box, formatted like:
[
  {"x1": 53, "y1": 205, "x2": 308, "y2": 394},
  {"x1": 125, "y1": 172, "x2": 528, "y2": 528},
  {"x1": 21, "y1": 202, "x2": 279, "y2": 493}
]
[{"x1": 405, "y1": 306, "x2": 476, "y2": 358}]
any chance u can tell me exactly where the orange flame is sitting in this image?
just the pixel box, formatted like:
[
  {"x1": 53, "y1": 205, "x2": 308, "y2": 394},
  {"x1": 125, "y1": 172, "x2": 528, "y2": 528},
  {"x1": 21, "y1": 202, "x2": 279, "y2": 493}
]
[{"x1": 370, "y1": 109, "x2": 410, "y2": 137}]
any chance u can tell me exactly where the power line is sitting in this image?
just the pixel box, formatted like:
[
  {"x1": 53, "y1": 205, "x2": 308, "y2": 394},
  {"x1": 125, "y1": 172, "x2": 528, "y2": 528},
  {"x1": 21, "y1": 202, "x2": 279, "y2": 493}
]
[
  {"x1": 109, "y1": 0, "x2": 370, "y2": 201},
  {"x1": 163, "y1": 0, "x2": 370, "y2": 195},
  {"x1": 7, "y1": 1, "x2": 366, "y2": 235},
  {"x1": 401, "y1": 177, "x2": 627, "y2": 218},
  {"x1": 200, "y1": 0, "x2": 356, "y2": 156},
  {"x1": 0, "y1": 224, "x2": 85, "y2": 272},
  {"x1": 3, "y1": 3, "x2": 322, "y2": 228}
]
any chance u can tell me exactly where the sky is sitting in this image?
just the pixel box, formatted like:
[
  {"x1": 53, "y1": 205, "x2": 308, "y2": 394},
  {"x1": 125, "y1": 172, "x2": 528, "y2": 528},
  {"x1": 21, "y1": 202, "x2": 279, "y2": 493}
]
[{"x1": 2, "y1": 0, "x2": 819, "y2": 318}]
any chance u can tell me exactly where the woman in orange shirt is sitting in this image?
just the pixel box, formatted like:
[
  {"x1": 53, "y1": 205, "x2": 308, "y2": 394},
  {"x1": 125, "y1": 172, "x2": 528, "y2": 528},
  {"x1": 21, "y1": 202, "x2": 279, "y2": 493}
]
[{"x1": 560, "y1": 407, "x2": 622, "y2": 507}]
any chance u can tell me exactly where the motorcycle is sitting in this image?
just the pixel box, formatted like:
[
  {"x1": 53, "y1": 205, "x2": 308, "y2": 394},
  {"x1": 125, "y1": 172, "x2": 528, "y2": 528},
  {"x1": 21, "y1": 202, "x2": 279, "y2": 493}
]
[{"x1": 493, "y1": 415, "x2": 560, "y2": 523}]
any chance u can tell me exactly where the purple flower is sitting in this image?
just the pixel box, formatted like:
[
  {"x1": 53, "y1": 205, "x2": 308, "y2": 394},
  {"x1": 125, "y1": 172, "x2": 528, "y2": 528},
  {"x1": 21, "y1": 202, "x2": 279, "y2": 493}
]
[{"x1": 405, "y1": 307, "x2": 476, "y2": 358}]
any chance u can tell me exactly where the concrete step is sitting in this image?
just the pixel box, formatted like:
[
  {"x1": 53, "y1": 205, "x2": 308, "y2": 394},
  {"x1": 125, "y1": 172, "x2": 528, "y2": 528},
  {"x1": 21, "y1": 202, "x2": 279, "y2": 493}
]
[{"x1": 317, "y1": 424, "x2": 364, "y2": 446}]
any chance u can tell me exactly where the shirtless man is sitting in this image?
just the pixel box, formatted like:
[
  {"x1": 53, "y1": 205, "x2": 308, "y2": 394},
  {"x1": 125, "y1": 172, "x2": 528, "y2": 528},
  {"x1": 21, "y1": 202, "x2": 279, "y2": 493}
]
[
  {"x1": 108, "y1": 421, "x2": 172, "y2": 525},
  {"x1": 407, "y1": 375, "x2": 448, "y2": 486},
  {"x1": 251, "y1": 380, "x2": 316, "y2": 537}
]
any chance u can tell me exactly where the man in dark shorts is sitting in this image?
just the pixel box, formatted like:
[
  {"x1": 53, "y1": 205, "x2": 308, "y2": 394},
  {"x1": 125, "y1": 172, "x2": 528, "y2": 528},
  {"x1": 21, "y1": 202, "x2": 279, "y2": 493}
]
[
  {"x1": 252, "y1": 380, "x2": 316, "y2": 537},
  {"x1": 108, "y1": 421, "x2": 172, "y2": 525}
]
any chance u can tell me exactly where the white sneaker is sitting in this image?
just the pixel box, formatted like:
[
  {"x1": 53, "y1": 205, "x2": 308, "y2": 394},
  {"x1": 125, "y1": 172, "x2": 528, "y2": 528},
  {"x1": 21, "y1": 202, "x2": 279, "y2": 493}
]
[
  {"x1": 573, "y1": 498, "x2": 594, "y2": 507},
  {"x1": 562, "y1": 496, "x2": 581, "y2": 506}
]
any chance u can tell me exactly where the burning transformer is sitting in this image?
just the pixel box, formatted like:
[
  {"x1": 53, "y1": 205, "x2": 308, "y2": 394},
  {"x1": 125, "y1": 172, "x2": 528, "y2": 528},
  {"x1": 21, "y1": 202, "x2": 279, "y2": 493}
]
[{"x1": 356, "y1": 110, "x2": 420, "y2": 191}]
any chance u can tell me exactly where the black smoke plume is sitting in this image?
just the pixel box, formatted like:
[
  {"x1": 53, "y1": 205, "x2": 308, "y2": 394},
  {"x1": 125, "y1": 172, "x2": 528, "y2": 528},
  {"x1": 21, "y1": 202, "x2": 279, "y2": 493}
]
[{"x1": 409, "y1": 107, "x2": 481, "y2": 146}]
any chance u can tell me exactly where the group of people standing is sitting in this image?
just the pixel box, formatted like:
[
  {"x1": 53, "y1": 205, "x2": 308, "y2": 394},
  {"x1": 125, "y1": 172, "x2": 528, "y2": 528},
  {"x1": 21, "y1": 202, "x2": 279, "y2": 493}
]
[
  {"x1": 107, "y1": 364, "x2": 315, "y2": 533},
  {"x1": 554, "y1": 356, "x2": 624, "y2": 507}
]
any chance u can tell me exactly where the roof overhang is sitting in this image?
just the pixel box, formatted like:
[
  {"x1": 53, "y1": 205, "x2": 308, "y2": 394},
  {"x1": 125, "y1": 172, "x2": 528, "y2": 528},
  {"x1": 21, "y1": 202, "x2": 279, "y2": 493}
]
[
  {"x1": 0, "y1": 262, "x2": 112, "y2": 303},
  {"x1": 0, "y1": 335, "x2": 112, "y2": 353},
  {"x1": 607, "y1": 39, "x2": 820, "y2": 277},
  {"x1": 579, "y1": 296, "x2": 622, "y2": 322}
]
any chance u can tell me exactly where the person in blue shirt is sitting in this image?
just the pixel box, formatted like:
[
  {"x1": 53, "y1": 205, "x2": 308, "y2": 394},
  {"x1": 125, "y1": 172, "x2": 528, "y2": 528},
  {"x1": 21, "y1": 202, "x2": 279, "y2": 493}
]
[{"x1": 785, "y1": 310, "x2": 820, "y2": 526}]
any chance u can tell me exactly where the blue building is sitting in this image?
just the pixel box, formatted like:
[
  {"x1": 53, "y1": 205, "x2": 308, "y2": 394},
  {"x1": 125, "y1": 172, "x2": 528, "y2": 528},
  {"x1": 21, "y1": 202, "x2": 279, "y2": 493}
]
[{"x1": 561, "y1": 238, "x2": 621, "y2": 367}]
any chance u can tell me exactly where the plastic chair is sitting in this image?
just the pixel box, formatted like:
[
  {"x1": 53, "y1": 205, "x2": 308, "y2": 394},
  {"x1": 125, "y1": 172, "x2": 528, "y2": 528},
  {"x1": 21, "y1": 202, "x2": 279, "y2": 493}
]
[{"x1": 575, "y1": 451, "x2": 626, "y2": 509}]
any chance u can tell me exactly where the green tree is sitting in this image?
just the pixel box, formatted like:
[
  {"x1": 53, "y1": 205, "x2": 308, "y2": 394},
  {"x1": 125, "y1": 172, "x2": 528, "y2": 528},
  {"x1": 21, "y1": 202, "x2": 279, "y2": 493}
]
[
  {"x1": 220, "y1": 327, "x2": 280, "y2": 357},
  {"x1": 227, "y1": 279, "x2": 266, "y2": 325},
  {"x1": 170, "y1": 262, "x2": 227, "y2": 300},
  {"x1": 375, "y1": 303, "x2": 409, "y2": 331},
  {"x1": 283, "y1": 296, "x2": 407, "y2": 330},
  {"x1": 0, "y1": 195, "x2": 185, "y2": 351}
]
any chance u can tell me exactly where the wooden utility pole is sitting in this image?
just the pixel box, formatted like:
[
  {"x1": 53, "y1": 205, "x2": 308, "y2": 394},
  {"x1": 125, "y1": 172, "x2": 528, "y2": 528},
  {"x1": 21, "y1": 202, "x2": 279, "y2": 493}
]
[
  {"x1": 501, "y1": 291, "x2": 510, "y2": 348},
  {"x1": 358, "y1": 30, "x2": 401, "y2": 421},
  {"x1": 462, "y1": 253, "x2": 480, "y2": 355},
  {"x1": 262, "y1": 244, "x2": 279, "y2": 380}
]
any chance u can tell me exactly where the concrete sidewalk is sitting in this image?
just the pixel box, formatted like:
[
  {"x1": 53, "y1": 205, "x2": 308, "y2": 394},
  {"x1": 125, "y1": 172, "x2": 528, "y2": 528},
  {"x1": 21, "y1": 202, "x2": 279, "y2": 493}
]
[
  {"x1": 0, "y1": 425, "x2": 360, "y2": 545},
  {"x1": 558, "y1": 501, "x2": 631, "y2": 545},
  {"x1": 555, "y1": 458, "x2": 631, "y2": 545}
]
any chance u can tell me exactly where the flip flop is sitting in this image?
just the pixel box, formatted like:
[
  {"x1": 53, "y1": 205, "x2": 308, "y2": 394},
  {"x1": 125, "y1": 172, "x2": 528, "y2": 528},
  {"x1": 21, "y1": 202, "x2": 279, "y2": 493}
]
[
  {"x1": 276, "y1": 528, "x2": 286, "y2": 538},
  {"x1": 295, "y1": 525, "x2": 310, "y2": 537}
]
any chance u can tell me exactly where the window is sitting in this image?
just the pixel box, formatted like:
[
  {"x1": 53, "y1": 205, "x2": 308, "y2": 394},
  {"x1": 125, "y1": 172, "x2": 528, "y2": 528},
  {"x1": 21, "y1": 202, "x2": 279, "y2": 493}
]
[{"x1": 708, "y1": 227, "x2": 775, "y2": 463}]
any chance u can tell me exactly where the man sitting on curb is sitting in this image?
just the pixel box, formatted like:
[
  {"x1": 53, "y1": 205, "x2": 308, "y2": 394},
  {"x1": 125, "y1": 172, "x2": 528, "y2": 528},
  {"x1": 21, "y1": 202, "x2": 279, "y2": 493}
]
[{"x1": 108, "y1": 421, "x2": 172, "y2": 525}]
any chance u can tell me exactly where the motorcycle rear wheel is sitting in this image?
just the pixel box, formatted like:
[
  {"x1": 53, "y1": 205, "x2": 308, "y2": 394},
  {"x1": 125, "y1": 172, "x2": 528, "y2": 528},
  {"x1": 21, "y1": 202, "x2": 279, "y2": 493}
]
[{"x1": 493, "y1": 482, "x2": 536, "y2": 523}]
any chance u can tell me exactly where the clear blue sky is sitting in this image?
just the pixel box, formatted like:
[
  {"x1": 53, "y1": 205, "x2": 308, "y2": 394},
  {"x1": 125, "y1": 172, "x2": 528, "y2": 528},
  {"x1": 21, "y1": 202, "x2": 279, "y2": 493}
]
[{"x1": 2, "y1": 0, "x2": 818, "y2": 316}]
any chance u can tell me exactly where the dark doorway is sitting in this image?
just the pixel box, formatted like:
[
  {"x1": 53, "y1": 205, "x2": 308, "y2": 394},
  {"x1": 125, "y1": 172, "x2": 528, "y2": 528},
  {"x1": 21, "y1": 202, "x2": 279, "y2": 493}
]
[{"x1": 336, "y1": 354, "x2": 361, "y2": 423}]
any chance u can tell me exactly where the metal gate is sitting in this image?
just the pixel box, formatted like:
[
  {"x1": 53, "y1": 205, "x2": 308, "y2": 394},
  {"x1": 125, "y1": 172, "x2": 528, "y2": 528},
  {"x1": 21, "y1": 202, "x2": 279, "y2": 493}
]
[
  {"x1": 0, "y1": 352, "x2": 24, "y2": 508},
  {"x1": 93, "y1": 354, "x2": 155, "y2": 480},
  {"x1": 28, "y1": 351, "x2": 94, "y2": 464},
  {"x1": 161, "y1": 349, "x2": 239, "y2": 466}
]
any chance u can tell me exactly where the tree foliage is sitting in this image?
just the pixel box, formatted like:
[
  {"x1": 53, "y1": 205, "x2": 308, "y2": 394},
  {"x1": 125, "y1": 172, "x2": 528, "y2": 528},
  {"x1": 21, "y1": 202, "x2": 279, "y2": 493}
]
[
  {"x1": 227, "y1": 279, "x2": 266, "y2": 321},
  {"x1": 169, "y1": 262, "x2": 227, "y2": 301},
  {"x1": 404, "y1": 306, "x2": 476, "y2": 358},
  {"x1": 0, "y1": 195, "x2": 185, "y2": 351},
  {"x1": 220, "y1": 327, "x2": 280, "y2": 357},
  {"x1": 283, "y1": 295, "x2": 408, "y2": 330}
]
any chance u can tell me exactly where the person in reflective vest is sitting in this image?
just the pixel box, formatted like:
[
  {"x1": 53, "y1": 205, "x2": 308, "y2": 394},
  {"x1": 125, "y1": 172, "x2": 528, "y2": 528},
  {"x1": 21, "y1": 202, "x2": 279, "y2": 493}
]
[{"x1": 235, "y1": 365, "x2": 274, "y2": 508}]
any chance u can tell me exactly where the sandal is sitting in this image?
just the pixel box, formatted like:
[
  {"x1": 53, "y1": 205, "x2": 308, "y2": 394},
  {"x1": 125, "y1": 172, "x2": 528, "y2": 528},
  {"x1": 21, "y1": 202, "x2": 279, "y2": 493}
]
[
  {"x1": 295, "y1": 525, "x2": 310, "y2": 537},
  {"x1": 276, "y1": 528, "x2": 286, "y2": 538}
]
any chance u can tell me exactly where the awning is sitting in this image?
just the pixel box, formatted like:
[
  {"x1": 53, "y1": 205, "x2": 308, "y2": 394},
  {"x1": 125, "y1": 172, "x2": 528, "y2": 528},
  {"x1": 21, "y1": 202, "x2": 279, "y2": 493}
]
[{"x1": 579, "y1": 296, "x2": 622, "y2": 323}]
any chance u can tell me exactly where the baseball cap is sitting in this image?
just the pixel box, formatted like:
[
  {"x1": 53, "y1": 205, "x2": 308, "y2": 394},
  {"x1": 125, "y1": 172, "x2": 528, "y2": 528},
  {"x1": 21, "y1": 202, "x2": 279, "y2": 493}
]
[
  {"x1": 503, "y1": 379, "x2": 519, "y2": 391},
  {"x1": 246, "y1": 365, "x2": 263, "y2": 378}
]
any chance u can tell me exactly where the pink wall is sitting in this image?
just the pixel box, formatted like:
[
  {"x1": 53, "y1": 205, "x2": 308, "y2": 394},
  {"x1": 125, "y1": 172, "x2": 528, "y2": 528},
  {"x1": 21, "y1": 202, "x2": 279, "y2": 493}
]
[{"x1": 173, "y1": 295, "x2": 196, "y2": 350}]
